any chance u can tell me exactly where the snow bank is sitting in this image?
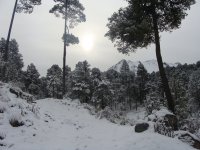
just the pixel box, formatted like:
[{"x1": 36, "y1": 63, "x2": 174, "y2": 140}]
[{"x1": 0, "y1": 82, "x2": 196, "y2": 150}]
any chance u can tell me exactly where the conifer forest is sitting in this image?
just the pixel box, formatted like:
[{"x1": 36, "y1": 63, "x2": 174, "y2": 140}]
[{"x1": 0, "y1": 0, "x2": 200, "y2": 150}]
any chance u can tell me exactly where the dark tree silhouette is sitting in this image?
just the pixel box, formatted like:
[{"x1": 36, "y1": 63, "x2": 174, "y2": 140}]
[
  {"x1": 50, "y1": 0, "x2": 86, "y2": 97},
  {"x1": 3, "y1": 0, "x2": 41, "y2": 80},
  {"x1": 105, "y1": 0, "x2": 195, "y2": 113}
]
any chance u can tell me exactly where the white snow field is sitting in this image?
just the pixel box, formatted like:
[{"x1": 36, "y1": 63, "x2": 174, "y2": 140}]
[{"x1": 0, "y1": 83, "x2": 195, "y2": 150}]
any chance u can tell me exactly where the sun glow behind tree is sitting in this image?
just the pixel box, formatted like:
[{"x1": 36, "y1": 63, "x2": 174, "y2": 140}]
[{"x1": 81, "y1": 33, "x2": 95, "y2": 52}]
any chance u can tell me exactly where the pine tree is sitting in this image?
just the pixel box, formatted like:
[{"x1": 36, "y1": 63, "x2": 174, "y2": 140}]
[
  {"x1": 71, "y1": 60, "x2": 91, "y2": 103},
  {"x1": 46, "y1": 65, "x2": 62, "y2": 98},
  {"x1": 25, "y1": 63, "x2": 40, "y2": 95},
  {"x1": 120, "y1": 60, "x2": 130, "y2": 84},
  {"x1": 90, "y1": 68, "x2": 102, "y2": 102},
  {"x1": 50, "y1": 0, "x2": 86, "y2": 97},
  {"x1": 145, "y1": 72, "x2": 167, "y2": 114},
  {"x1": 16, "y1": 0, "x2": 41, "y2": 13},
  {"x1": 105, "y1": 0, "x2": 195, "y2": 113},
  {"x1": 92, "y1": 80, "x2": 113, "y2": 109},
  {"x1": 3, "y1": 0, "x2": 41, "y2": 79},
  {"x1": 39, "y1": 77, "x2": 48, "y2": 98},
  {"x1": 136, "y1": 62, "x2": 149, "y2": 104},
  {"x1": 0, "y1": 38, "x2": 24, "y2": 82},
  {"x1": 106, "y1": 69, "x2": 119, "y2": 83},
  {"x1": 188, "y1": 69, "x2": 200, "y2": 107}
]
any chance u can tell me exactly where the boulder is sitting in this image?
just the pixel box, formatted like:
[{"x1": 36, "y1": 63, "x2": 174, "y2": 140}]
[
  {"x1": 148, "y1": 109, "x2": 178, "y2": 131},
  {"x1": 164, "y1": 114, "x2": 178, "y2": 131},
  {"x1": 135, "y1": 123, "x2": 149, "y2": 133}
]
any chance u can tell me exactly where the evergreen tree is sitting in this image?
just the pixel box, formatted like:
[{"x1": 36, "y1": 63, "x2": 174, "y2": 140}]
[
  {"x1": 106, "y1": 69, "x2": 119, "y2": 83},
  {"x1": 90, "y1": 68, "x2": 102, "y2": 101},
  {"x1": 46, "y1": 65, "x2": 62, "y2": 98},
  {"x1": 136, "y1": 62, "x2": 149, "y2": 104},
  {"x1": 50, "y1": 0, "x2": 86, "y2": 97},
  {"x1": 120, "y1": 60, "x2": 130, "y2": 84},
  {"x1": 145, "y1": 72, "x2": 166, "y2": 114},
  {"x1": 25, "y1": 63, "x2": 40, "y2": 95},
  {"x1": 105, "y1": 69, "x2": 121, "y2": 110},
  {"x1": 92, "y1": 80, "x2": 113, "y2": 109},
  {"x1": 105, "y1": 0, "x2": 195, "y2": 113},
  {"x1": 188, "y1": 69, "x2": 200, "y2": 107},
  {"x1": 39, "y1": 77, "x2": 48, "y2": 98},
  {"x1": 3, "y1": 0, "x2": 41, "y2": 79},
  {"x1": 0, "y1": 38, "x2": 23, "y2": 82},
  {"x1": 196, "y1": 61, "x2": 200, "y2": 68},
  {"x1": 71, "y1": 60, "x2": 91, "y2": 103},
  {"x1": 16, "y1": 0, "x2": 41, "y2": 13},
  {"x1": 91, "y1": 68, "x2": 101, "y2": 81}
]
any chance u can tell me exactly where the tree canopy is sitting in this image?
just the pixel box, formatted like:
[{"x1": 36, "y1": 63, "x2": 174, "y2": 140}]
[
  {"x1": 105, "y1": 0, "x2": 195, "y2": 54},
  {"x1": 16, "y1": 0, "x2": 42, "y2": 13},
  {"x1": 50, "y1": 0, "x2": 86, "y2": 28}
]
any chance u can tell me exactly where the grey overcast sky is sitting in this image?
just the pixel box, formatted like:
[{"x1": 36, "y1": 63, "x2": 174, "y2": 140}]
[{"x1": 0, "y1": 0, "x2": 200, "y2": 76}]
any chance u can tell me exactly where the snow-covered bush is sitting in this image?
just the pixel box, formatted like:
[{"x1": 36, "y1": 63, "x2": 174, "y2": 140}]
[
  {"x1": 9, "y1": 113, "x2": 24, "y2": 127},
  {"x1": 9, "y1": 87, "x2": 35, "y2": 103},
  {"x1": 0, "y1": 132, "x2": 6, "y2": 140},
  {"x1": 145, "y1": 91, "x2": 166, "y2": 115},
  {"x1": 154, "y1": 118, "x2": 175, "y2": 138},
  {"x1": 180, "y1": 117, "x2": 200, "y2": 136},
  {"x1": 83, "y1": 103, "x2": 96, "y2": 115},
  {"x1": 174, "y1": 131, "x2": 200, "y2": 149},
  {"x1": 27, "y1": 104, "x2": 40, "y2": 117},
  {"x1": 96, "y1": 106, "x2": 113, "y2": 119},
  {"x1": 10, "y1": 81, "x2": 26, "y2": 92},
  {"x1": 0, "y1": 102, "x2": 7, "y2": 113},
  {"x1": 96, "y1": 106, "x2": 132, "y2": 125},
  {"x1": 148, "y1": 108, "x2": 177, "y2": 137}
]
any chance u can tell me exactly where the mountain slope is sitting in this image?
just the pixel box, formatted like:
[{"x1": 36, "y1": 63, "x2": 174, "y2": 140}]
[
  {"x1": 0, "y1": 83, "x2": 195, "y2": 150},
  {"x1": 109, "y1": 59, "x2": 178, "y2": 73}
]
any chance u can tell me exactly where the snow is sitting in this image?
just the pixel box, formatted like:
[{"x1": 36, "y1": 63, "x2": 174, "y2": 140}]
[
  {"x1": 109, "y1": 59, "x2": 178, "y2": 73},
  {"x1": 126, "y1": 107, "x2": 147, "y2": 124},
  {"x1": 0, "y1": 83, "x2": 196, "y2": 150},
  {"x1": 153, "y1": 108, "x2": 173, "y2": 118}
]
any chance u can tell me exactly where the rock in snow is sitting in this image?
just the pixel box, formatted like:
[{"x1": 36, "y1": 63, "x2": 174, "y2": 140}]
[{"x1": 135, "y1": 123, "x2": 149, "y2": 133}]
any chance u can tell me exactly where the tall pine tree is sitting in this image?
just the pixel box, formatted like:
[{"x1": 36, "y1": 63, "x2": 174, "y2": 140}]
[
  {"x1": 105, "y1": 0, "x2": 195, "y2": 113},
  {"x1": 136, "y1": 62, "x2": 148, "y2": 104},
  {"x1": 50, "y1": 0, "x2": 86, "y2": 97}
]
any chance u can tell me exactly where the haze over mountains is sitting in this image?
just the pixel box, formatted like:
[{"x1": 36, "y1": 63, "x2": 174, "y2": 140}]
[{"x1": 109, "y1": 59, "x2": 180, "y2": 73}]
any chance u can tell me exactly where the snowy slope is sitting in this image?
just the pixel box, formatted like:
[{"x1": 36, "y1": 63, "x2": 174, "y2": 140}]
[
  {"x1": 109, "y1": 59, "x2": 178, "y2": 73},
  {"x1": 0, "y1": 83, "x2": 195, "y2": 150}
]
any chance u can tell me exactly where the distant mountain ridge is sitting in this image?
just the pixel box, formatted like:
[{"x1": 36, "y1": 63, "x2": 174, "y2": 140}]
[{"x1": 109, "y1": 59, "x2": 179, "y2": 73}]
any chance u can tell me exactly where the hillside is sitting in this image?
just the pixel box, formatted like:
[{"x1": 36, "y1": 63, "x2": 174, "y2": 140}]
[
  {"x1": 0, "y1": 82, "x2": 196, "y2": 150},
  {"x1": 109, "y1": 59, "x2": 179, "y2": 73}
]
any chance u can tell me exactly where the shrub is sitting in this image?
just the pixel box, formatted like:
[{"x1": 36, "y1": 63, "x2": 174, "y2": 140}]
[
  {"x1": 145, "y1": 91, "x2": 166, "y2": 115},
  {"x1": 154, "y1": 118, "x2": 175, "y2": 138},
  {"x1": 0, "y1": 102, "x2": 7, "y2": 113},
  {"x1": 9, "y1": 114, "x2": 24, "y2": 127},
  {"x1": 0, "y1": 132, "x2": 6, "y2": 140}
]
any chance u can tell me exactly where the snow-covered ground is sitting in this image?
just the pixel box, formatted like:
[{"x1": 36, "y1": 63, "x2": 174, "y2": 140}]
[
  {"x1": 0, "y1": 83, "x2": 196, "y2": 150},
  {"x1": 126, "y1": 107, "x2": 146, "y2": 124}
]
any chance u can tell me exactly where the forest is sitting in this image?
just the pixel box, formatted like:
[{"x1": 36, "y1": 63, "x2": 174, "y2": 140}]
[{"x1": 0, "y1": 0, "x2": 200, "y2": 150}]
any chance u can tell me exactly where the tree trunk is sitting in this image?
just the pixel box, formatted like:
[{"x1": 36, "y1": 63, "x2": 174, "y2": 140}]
[
  {"x1": 53, "y1": 84, "x2": 55, "y2": 98},
  {"x1": 3, "y1": 0, "x2": 18, "y2": 80},
  {"x1": 152, "y1": 13, "x2": 175, "y2": 113},
  {"x1": 62, "y1": 0, "x2": 68, "y2": 98}
]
